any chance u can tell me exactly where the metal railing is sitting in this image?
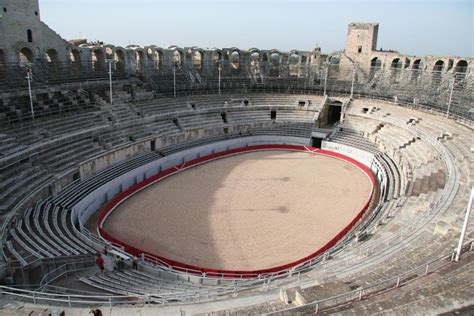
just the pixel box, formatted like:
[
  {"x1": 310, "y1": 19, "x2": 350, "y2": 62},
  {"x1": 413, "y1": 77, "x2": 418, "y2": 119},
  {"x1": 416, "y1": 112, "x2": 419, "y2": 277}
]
[
  {"x1": 0, "y1": 241, "x2": 471, "y2": 309},
  {"x1": 266, "y1": 241, "x2": 474, "y2": 315}
]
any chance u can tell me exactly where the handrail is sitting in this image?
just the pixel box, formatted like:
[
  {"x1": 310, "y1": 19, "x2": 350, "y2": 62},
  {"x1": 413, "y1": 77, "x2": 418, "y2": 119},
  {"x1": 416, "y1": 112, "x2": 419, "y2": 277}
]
[
  {"x1": 266, "y1": 241, "x2": 473, "y2": 315},
  {"x1": 0, "y1": 241, "x2": 471, "y2": 308}
]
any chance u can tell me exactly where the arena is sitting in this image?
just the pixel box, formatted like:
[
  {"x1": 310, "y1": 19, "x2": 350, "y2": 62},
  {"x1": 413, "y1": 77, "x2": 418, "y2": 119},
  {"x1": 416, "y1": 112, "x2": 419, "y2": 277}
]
[
  {"x1": 101, "y1": 148, "x2": 375, "y2": 273},
  {"x1": 0, "y1": 0, "x2": 473, "y2": 315}
]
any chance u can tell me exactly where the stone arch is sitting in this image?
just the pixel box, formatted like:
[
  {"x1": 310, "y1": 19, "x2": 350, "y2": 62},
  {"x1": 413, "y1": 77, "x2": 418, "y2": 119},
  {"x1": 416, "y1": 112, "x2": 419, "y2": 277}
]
[
  {"x1": 249, "y1": 51, "x2": 260, "y2": 76},
  {"x1": 0, "y1": 48, "x2": 5, "y2": 64},
  {"x1": 390, "y1": 58, "x2": 403, "y2": 83},
  {"x1": 288, "y1": 53, "x2": 300, "y2": 77},
  {"x1": 155, "y1": 49, "x2": 163, "y2": 69},
  {"x1": 370, "y1": 57, "x2": 382, "y2": 68},
  {"x1": 185, "y1": 49, "x2": 193, "y2": 64},
  {"x1": 230, "y1": 50, "x2": 240, "y2": 70},
  {"x1": 269, "y1": 52, "x2": 281, "y2": 77},
  {"x1": 70, "y1": 49, "x2": 81, "y2": 75},
  {"x1": 454, "y1": 60, "x2": 468, "y2": 73},
  {"x1": 19, "y1": 47, "x2": 34, "y2": 64},
  {"x1": 135, "y1": 50, "x2": 145, "y2": 70},
  {"x1": 45, "y1": 49, "x2": 59, "y2": 76},
  {"x1": 45, "y1": 49, "x2": 58, "y2": 63},
  {"x1": 212, "y1": 50, "x2": 222, "y2": 67},
  {"x1": 172, "y1": 50, "x2": 183, "y2": 65},
  {"x1": 105, "y1": 47, "x2": 114, "y2": 59},
  {"x1": 70, "y1": 49, "x2": 80, "y2": 63},
  {"x1": 433, "y1": 60, "x2": 444, "y2": 72},
  {"x1": 91, "y1": 49, "x2": 105, "y2": 71},
  {"x1": 391, "y1": 58, "x2": 402, "y2": 69},
  {"x1": 412, "y1": 59, "x2": 423, "y2": 70},
  {"x1": 410, "y1": 59, "x2": 423, "y2": 82},
  {"x1": 115, "y1": 49, "x2": 126, "y2": 72},
  {"x1": 250, "y1": 51, "x2": 260, "y2": 67},
  {"x1": 193, "y1": 50, "x2": 203, "y2": 71}
]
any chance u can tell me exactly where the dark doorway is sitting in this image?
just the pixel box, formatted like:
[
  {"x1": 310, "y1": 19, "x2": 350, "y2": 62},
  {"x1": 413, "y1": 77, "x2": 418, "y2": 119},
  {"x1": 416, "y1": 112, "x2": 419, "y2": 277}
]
[
  {"x1": 311, "y1": 137, "x2": 323, "y2": 148},
  {"x1": 221, "y1": 112, "x2": 228, "y2": 123},
  {"x1": 150, "y1": 140, "x2": 156, "y2": 151},
  {"x1": 327, "y1": 103, "x2": 342, "y2": 125},
  {"x1": 270, "y1": 110, "x2": 277, "y2": 120}
]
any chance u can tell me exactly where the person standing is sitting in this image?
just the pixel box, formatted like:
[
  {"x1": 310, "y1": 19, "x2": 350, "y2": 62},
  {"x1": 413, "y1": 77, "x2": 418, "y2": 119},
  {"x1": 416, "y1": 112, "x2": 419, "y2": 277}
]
[
  {"x1": 114, "y1": 256, "x2": 120, "y2": 271},
  {"x1": 95, "y1": 254, "x2": 105, "y2": 274},
  {"x1": 132, "y1": 256, "x2": 138, "y2": 270}
]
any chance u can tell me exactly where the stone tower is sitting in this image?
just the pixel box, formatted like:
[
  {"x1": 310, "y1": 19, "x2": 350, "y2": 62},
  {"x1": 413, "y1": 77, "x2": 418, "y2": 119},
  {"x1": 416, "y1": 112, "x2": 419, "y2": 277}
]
[
  {"x1": 345, "y1": 22, "x2": 379, "y2": 56},
  {"x1": 0, "y1": 0, "x2": 69, "y2": 63}
]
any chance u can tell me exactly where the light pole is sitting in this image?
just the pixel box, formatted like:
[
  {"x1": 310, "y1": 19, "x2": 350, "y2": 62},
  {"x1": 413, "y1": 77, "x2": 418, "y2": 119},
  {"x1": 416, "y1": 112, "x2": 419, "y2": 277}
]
[
  {"x1": 446, "y1": 77, "x2": 455, "y2": 118},
  {"x1": 218, "y1": 64, "x2": 222, "y2": 95},
  {"x1": 455, "y1": 187, "x2": 473, "y2": 261},
  {"x1": 323, "y1": 66, "x2": 328, "y2": 97},
  {"x1": 25, "y1": 66, "x2": 35, "y2": 120},
  {"x1": 173, "y1": 63, "x2": 177, "y2": 98},
  {"x1": 105, "y1": 59, "x2": 115, "y2": 105}
]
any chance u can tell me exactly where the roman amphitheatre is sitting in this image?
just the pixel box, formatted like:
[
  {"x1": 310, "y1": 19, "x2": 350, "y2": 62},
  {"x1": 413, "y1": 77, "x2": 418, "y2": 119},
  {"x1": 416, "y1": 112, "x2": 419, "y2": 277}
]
[{"x1": 0, "y1": 0, "x2": 473, "y2": 315}]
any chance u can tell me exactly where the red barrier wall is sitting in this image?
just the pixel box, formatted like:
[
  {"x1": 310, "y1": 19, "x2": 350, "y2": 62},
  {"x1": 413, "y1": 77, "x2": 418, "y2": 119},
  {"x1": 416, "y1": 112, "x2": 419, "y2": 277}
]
[{"x1": 97, "y1": 145, "x2": 376, "y2": 278}]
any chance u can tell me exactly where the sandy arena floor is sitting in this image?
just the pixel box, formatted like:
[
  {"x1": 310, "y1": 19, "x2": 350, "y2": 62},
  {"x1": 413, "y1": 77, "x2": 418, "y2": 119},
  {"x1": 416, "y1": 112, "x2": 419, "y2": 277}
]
[{"x1": 103, "y1": 150, "x2": 373, "y2": 271}]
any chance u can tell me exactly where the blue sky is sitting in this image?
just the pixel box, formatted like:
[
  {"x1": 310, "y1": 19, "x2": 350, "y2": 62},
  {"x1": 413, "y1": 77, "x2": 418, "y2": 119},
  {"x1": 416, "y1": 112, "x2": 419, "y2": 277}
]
[{"x1": 40, "y1": 0, "x2": 473, "y2": 57}]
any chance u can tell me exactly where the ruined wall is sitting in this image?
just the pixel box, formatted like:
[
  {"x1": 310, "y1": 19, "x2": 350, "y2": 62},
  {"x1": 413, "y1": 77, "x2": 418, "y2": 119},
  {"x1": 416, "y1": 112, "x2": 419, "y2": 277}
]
[{"x1": 0, "y1": 0, "x2": 69, "y2": 63}]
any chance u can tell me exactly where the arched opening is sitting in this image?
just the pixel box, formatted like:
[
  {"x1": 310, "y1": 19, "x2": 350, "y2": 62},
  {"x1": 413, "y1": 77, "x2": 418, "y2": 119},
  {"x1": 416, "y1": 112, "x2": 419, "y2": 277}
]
[
  {"x1": 155, "y1": 50, "x2": 163, "y2": 69},
  {"x1": 91, "y1": 49, "x2": 104, "y2": 71},
  {"x1": 45, "y1": 49, "x2": 59, "y2": 77},
  {"x1": 70, "y1": 49, "x2": 81, "y2": 75},
  {"x1": 45, "y1": 49, "x2": 58, "y2": 63},
  {"x1": 105, "y1": 47, "x2": 113, "y2": 60},
  {"x1": 19, "y1": 47, "x2": 34, "y2": 64},
  {"x1": 411, "y1": 59, "x2": 423, "y2": 82},
  {"x1": 288, "y1": 53, "x2": 300, "y2": 77},
  {"x1": 115, "y1": 50, "x2": 125, "y2": 73},
  {"x1": 370, "y1": 57, "x2": 381, "y2": 77},
  {"x1": 328, "y1": 56, "x2": 340, "y2": 77},
  {"x1": 250, "y1": 52, "x2": 260, "y2": 67},
  {"x1": 193, "y1": 51, "x2": 203, "y2": 71},
  {"x1": 391, "y1": 58, "x2": 402, "y2": 69},
  {"x1": 412, "y1": 59, "x2": 423, "y2": 70},
  {"x1": 185, "y1": 49, "x2": 193, "y2": 64},
  {"x1": 212, "y1": 51, "x2": 222, "y2": 69},
  {"x1": 370, "y1": 57, "x2": 382, "y2": 68},
  {"x1": 390, "y1": 58, "x2": 402, "y2": 83},
  {"x1": 249, "y1": 52, "x2": 260, "y2": 77},
  {"x1": 454, "y1": 60, "x2": 468, "y2": 74},
  {"x1": 0, "y1": 49, "x2": 5, "y2": 64},
  {"x1": 172, "y1": 50, "x2": 183, "y2": 65},
  {"x1": 230, "y1": 51, "x2": 240, "y2": 70},
  {"x1": 261, "y1": 52, "x2": 268, "y2": 62},
  {"x1": 136, "y1": 50, "x2": 145, "y2": 71},
  {"x1": 433, "y1": 60, "x2": 444, "y2": 72},
  {"x1": 270, "y1": 52, "x2": 280, "y2": 77}
]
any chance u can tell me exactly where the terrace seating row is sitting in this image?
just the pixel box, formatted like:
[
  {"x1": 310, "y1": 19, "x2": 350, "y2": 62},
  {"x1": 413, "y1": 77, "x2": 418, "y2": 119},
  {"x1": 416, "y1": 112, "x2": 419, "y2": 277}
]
[
  {"x1": 329, "y1": 128, "x2": 380, "y2": 154},
  {"x1": 0, "y1": 163, "x2": 51, "y2": 214},
  {"x1": 5, "y1": 200, "x2": 96, "y2": 266}
]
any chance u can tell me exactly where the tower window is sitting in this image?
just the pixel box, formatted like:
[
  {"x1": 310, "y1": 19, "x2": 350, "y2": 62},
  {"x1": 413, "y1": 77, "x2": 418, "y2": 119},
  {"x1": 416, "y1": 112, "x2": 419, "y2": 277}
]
[
  {"x1": 35, "y1": 11, "x2": 38, "y2": 16},
  {"x1": 27, "y1": 29, "x2": 33, "y2": 43},
  {"x1": 358, "y1": 46, "x2": 362, "y2": 53},
  {"x1": 3, "y1": 7, "x2": 7, "y2": 12}
]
